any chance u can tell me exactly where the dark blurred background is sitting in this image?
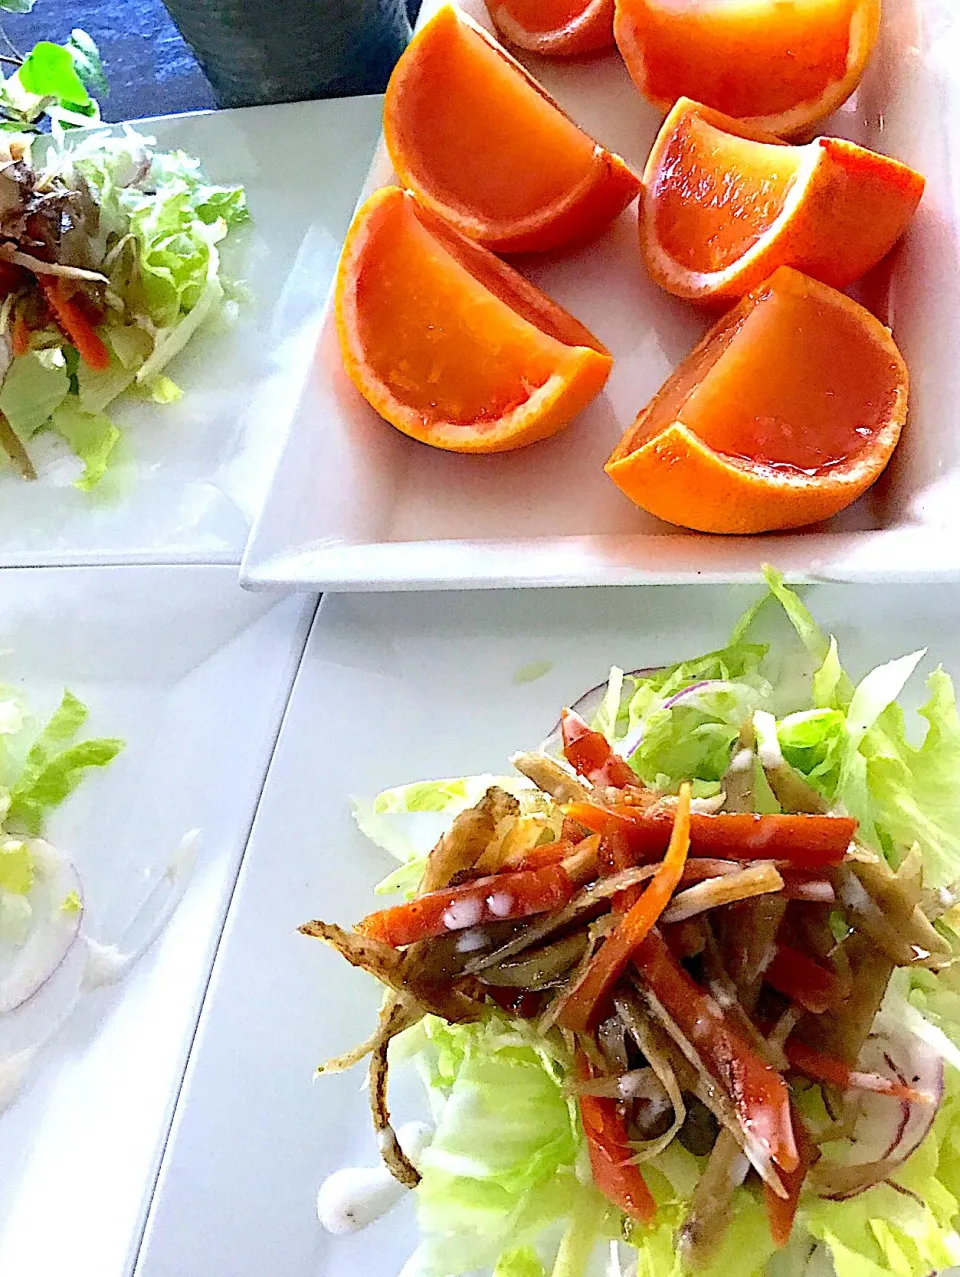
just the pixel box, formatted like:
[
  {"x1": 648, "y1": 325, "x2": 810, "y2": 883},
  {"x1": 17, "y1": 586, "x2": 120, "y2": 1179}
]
[{"x1": 0, "y1": 0, "x2": 423, "y2": 120}]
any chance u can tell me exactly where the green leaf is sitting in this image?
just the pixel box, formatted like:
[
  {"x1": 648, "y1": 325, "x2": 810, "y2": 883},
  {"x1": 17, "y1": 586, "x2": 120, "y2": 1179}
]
[
  {"x1": 0, "y1": 350, "x2": 70, "y2": 439},
  {"x1": 139, "y1": 373, "x2": 182, "y2": 405},
  {"x1": 0, "y1": 840, "x2": 32, "y2": 894},
  {"x1": 29, "y1": 689, "x2": 88, "y2": 749},
  {"x1": 6, "y1": 690, "x2": 123, "y2": 835},
  {"x1": 8, "y1": 736, "x2": 123, "y2": 834},
  {"x1": 0, "y1": 0, "x2": 37, "y2": 12},
  {"x1": 409, "y1": 1013, "x2": 583, "y2": 1275},
  {"x1": 18, "y1": 42, "x2": 91, "y2": 107},
  {"x1": 50, "y1": 401, "x2": 121, "y2": 490},
  {"x1": 493, "y1": 1249, "x2": 546, "y2": 1277},
  {"x1": 760, "y1": 564, "x2": 831, "y2": 665},
  {"x1": 65, "y1": 29, "x2": 107, "y2": 97}
]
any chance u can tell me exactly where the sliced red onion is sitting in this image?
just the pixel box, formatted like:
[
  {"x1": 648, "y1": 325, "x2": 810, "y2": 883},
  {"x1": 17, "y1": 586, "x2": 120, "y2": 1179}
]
[
  {"x1": 0, "y1": 840, "x2": 83, "y2": 1016},
  {"x1": 540, "y1": 666, "x2": 664, "y2": 756},
  {"x1": 812, "y1": 1025, "x2": 944, "y2": 1200},
  {"x1": 663, "y1": 680, "x2": 715, "y2": 711},
  {"x1": 617, "y1": 680, "x2": 735, "y2": 762}
]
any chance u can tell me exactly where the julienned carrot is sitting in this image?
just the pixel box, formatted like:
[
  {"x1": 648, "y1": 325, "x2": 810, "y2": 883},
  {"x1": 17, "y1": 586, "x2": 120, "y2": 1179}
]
[
  {"x1": 635, "y1": 929, "x2": 799, "y2": 1176},
  {"x1": 357, "y1": 862, "x2": 575, "y2": 947},
  {"x1": 557, "y1": 783, "x2": 691, "y2": 1033},
  {"x1": 561, "y1": 708, "x2": 636, "y2": 789},
  {"x1": 11, "y1": 311, "x2": 29, "y2": 357},
  {"x1": 577, "y1": 1051, "x2": 657, "y2": 1225},
  {"x1": 37, "y1": 275, "x2": 111, "y2": 372},
  {"x1": 765, "y1": 943, "x2": 847, "y2": 1014},
  {"x1": 564, "y1": 802, "x2": 856, "y2": 869},
  {"x1": 511, "y1": 841, "x2": 571, "y2": 871},
  {"x1": 784, "y1": 1039, "x2": 934, "y2": 1104},
  {"x1": 764, "y1": 1105, "x2": 819, "y2": 1247}
]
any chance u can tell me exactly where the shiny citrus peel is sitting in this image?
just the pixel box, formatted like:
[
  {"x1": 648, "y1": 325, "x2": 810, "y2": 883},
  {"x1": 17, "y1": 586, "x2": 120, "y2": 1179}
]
[
  {"x1": 336, "y1": 186, "x2": 612, "y2": 454},
  {"x1": 641, "y1": 99, "x2": 925, "y2": 304},
  {"x1": 605, "y1": 267, "x2": 908, "y2": 534},
  {"x1": 614, "y1": 0, "x2": 881, "y2": 138},
  {"x1": 489, "y1": 0, "x2": 615, "y2": 56},
  {"x1": 384, "y1": 4, "x2": 640, "y2": 252}
]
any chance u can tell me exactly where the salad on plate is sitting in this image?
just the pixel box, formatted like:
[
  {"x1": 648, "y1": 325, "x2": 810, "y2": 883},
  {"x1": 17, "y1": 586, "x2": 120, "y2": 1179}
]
[
  {"x1": 1, "y1": 686, "x2": 120, "y2": 1031},
  {"x1": 0, "y1": 124, "x2": 246, "y2": 488},
  {"x1": 0, "y1": 680, "x2": 196, "y2": 1114},
  {"x1": 304, "y1": 569, "x2": 960, "y2": 1277}
]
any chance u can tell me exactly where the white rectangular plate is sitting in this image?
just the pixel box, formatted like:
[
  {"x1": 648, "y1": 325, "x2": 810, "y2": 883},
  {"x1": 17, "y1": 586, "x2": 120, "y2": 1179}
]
[
  {"x1": 135, "y1": 581, "x2": 960, "y2": 1277},
  {"x1": 0, "y1": 565, "x2": 315, "y2": 1277},
  {"x1": 242, "y1": 0, "x2": 960, "y2": 591},
  {"x1": 0, "y1": 96, "x2": 382, "y2": 568}
]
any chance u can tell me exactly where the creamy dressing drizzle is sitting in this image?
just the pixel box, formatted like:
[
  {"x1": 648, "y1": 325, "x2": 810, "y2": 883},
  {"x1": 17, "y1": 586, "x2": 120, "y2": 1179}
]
[
  {"x1": 317, "y1": 1121, "x2": 433, "y2": 1235},
  {"x1": 0, "y1": 829, "x2": 201, "y2": 1115}
]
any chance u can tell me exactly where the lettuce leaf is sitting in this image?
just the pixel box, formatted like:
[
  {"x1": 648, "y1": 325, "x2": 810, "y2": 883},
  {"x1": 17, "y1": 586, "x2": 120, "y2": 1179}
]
[
  {"x1": 6, "y1": 690, "x2": 123, "y2": 834},
  {"x1": 737, "y1": 572, "x2": 960, "y2": 888},
  {"x1": 0, "y1": 839, "x2": 33, "y2": 894},
  {"x1": 0, "y1": 129, "x2": 248, "y2": 487},
  {"x1": 804, "y1": 1070, "x2": 960, "y2": 1277},
  {"x1": 631, "y1": 1155, "x2": 777, "y2": 1277},
  {"x1": 0, "y1": 349, "x2": 69, "y2": 438},
  {"x1": 493, "y1": 1248, "x2": 547, "y2": 1277},
  {"x1": 401, "y1": 1012, "x2": 589, "y2": 1277},
  {"x1": 607, "y1": 644, "x2": 771, "y2": 794},
  {"x1": 50, "y1": 401, "x2": 121, "y2": 490}
]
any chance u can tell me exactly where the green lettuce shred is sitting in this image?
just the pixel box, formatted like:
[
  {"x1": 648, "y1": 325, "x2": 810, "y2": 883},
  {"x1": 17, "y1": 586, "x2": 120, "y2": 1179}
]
[
  {"x1": 0, "y1": 128, "x2": 247, "y2": 486},
  {"x1": 6, "y1": 689, "x2": 123, "y2": 834}
]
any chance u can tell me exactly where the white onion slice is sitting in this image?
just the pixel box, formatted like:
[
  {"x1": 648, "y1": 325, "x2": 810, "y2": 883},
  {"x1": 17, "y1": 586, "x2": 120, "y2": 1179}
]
[
  {"x1": 0, "y1": 841, "x2": 83, "y2": 1016},
  {"x1": 813, "y1": 1025, "x2": 944, "y2": 1199}
]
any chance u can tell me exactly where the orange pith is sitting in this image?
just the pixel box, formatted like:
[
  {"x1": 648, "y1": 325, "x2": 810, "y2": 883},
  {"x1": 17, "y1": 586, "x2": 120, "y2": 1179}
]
[
  {"x1": 490, "y1": 0, "x2": 616, "y2": 56},
  {"x1": 605, "y1": 267, "x2": 908, "y2": 534},
  {"x1": 614, "y1": 0, "x2": 881, "y2": 138},
  {"x1": 641, "y1": 99, "x2": 925, "y2": 304},
  {"x1": 335, "y1": 187, "x2": 612, "y2": 453},
  {"x1": 383, "y1": 5, "x2": 640, "y2": 253}
]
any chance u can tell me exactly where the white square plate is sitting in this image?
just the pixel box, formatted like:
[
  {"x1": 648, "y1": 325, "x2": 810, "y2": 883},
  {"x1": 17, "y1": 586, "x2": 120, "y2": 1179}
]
[
  {"x1": 0, "y1": 565, "x2": 315, "y2": 1277},
  {"x1": 242, "y1": 0, "x2": 960, "y2": 592},
  {"x1": 0, "y1": 96, "x2": 382, "y2": 568},
  {"x1": 135, "y1": 581, "x2": 960, "y2": 1277}
]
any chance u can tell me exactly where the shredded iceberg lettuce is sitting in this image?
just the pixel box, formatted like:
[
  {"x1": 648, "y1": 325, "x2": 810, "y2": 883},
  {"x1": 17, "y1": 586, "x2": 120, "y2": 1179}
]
[
  {"x1": 0, "y1": 839, "x2": 33, "y2": 894},
  {"x1": 0, "y1": 127, "x2": 247, "y2": 487},
  {"x1": 0, "y1": 687, "x2": 121, "y2": 957},
  {"x1": 4, "y1": 689, "x2": 123, "y2": 836},
  {"x1": 399, "y1": 1012, "x2": 595, "y2": 1277},
  {"x1": 350, "y1": 568, "x2": 960, "y2": 1277}
]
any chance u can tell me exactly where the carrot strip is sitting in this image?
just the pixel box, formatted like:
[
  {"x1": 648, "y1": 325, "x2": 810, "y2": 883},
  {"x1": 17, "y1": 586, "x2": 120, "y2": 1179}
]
[
  {"x1": 577, "y1": 1051, "x2": 657, "y2": 1225},
  {"x1": 511, "y1": 842, "x2": 570, "y2": 871},
  {"x1": 564, "y1": 803, "x2": 855, "y2": 869},
  {"x1": 785, "y1": 1040, "x2": 934, "y2": 1104},
  {"x1": 561, "y1": 708, "x2": 636, "y2": 788},
  {"x1": 635, "y1": 928, "x2": 799, "y2": 1175},
  {"x1": 357, "y1": 863, "x2": 574, "y2": 947},
  {"x1": 37, "y1": 275, "x2": 111, "y2": 371},
  {"x1": 11, "y1": 312, "x2": 30, "y2": 358},
  {"x1": 557, "y1": 783, "x2": 691, "y2": 1032},
  {"x1": 765, "y1": 944, "x2": 847, "y2": 1014},
  {"x1": 764, "y1": 1106, "x2": 819, "y2": 1247}
]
